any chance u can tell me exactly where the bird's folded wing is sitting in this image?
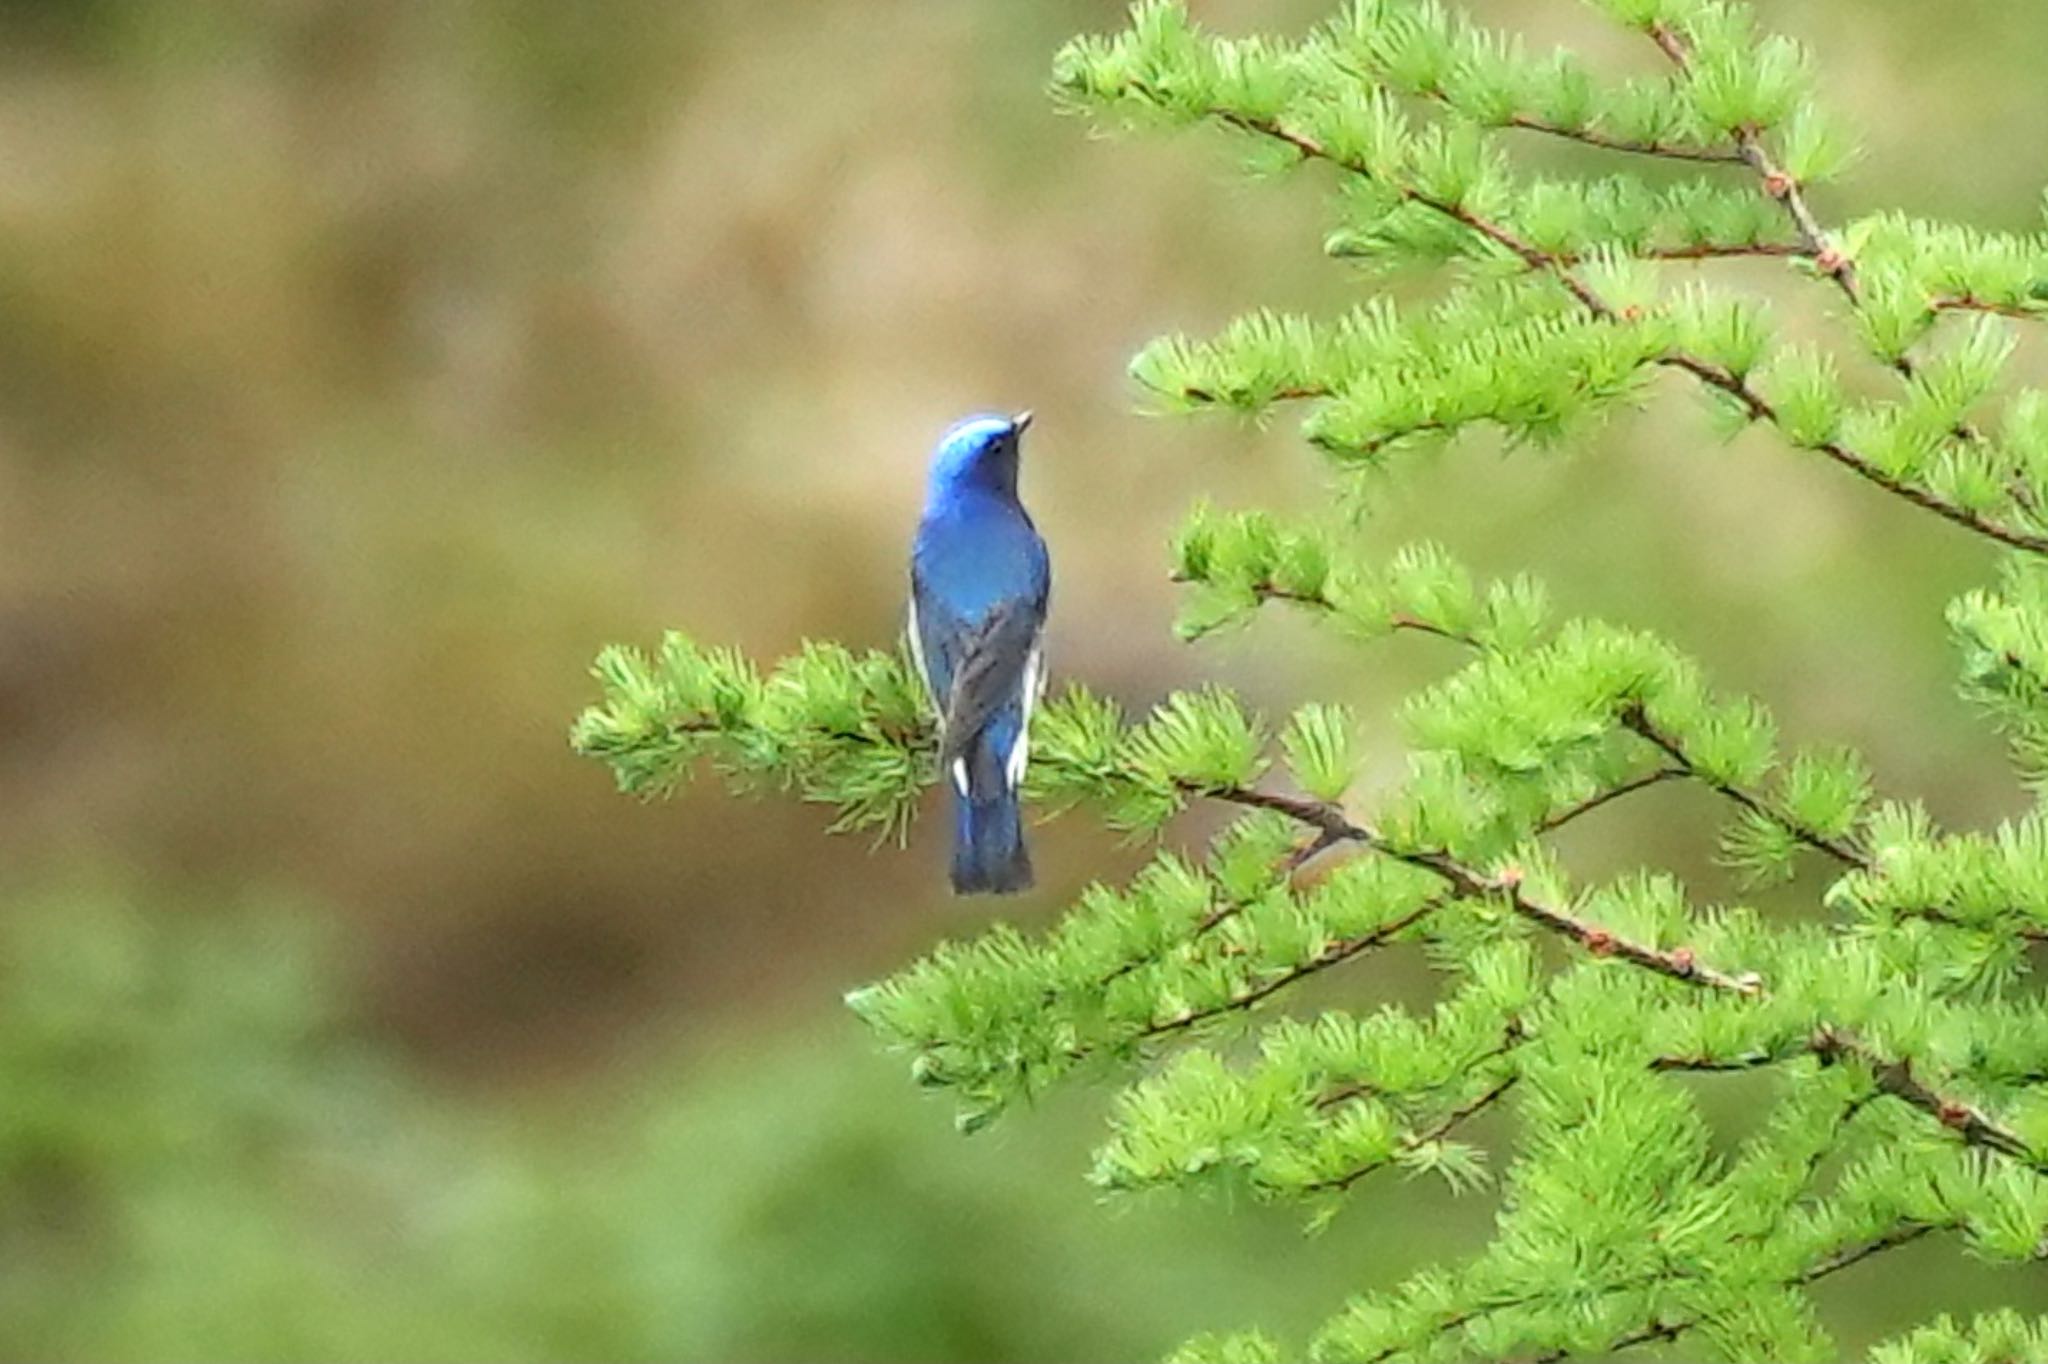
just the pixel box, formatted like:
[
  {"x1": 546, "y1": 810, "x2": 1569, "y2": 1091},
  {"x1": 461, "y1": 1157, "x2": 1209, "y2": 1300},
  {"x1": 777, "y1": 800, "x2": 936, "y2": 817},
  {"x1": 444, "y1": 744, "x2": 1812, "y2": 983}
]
[{"x1": 938, "y1": 601, "x2": 1042, "y2": 764}]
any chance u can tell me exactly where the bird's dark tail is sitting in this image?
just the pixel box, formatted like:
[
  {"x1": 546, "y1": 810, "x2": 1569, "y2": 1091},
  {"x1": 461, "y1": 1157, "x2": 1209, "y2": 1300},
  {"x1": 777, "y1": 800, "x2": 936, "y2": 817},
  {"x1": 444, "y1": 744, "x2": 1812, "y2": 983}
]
[{"x1": 950, "y1": 783, "x2": 1032, "y2": 895}]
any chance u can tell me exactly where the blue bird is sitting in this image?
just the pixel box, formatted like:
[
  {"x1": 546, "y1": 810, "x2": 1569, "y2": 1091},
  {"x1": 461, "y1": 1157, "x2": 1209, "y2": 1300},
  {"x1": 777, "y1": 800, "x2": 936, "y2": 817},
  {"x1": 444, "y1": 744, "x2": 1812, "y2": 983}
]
[{"x1": 910, "y1": 411, "x2": 1051, "y2": 894}]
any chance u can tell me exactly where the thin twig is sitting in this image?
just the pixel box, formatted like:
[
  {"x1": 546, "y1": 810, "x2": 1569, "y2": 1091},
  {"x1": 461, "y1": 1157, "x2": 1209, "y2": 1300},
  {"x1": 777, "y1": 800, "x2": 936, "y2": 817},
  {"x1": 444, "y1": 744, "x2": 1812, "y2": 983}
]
[
  {"x1": 1179, "y1": 382, "x2": 1332, "y2": 405},
  {"x1": 1306, "y1": 1072, "x2": 1520, "y2": 1193},
  {"x1": 1315, "y1": 1026, "x2": 1526, "y2": 1112},
  {"x1": 1199, "y1": 782, "x2": 1764, "y2": 994},
  {"x1": 1216, "y1": 108, "x2": 1612, "y2": 317},
  {"x1": 1388, "y1": 609, "x2": 1481, "y2": 646},
  {"x1": 1897, "y1": 904, "x2": 2048, "y2": 943},
  {"x1": 1499, "y1": 111, "x2": 1743, "y2": 164},
  {"x1": 1562, "y1": 240, "x2": 1808, "y2": 265},
  {"x1": 1084, "y1": 754, "x2": 1695, "y2": 1011},
  {"x1": 1657, "y1": 349, "x2": 2048, "y2": 551},
  {"x1": 1643, "y1": 21, "x2": 2012, "y2": 462},
  {"x1": 1797, "y1": 1220, "x2": 1938, "y2": 1282},
  {"x1": 1136, "y1": 894, "x2": 1445, "y2": 1039},
  {"x1": 1533, "y1": 767, "x2": 1686, "y2": 835},
  {"x1": 1619, "y1": 704, "x2": 1872, "y2": 869}
]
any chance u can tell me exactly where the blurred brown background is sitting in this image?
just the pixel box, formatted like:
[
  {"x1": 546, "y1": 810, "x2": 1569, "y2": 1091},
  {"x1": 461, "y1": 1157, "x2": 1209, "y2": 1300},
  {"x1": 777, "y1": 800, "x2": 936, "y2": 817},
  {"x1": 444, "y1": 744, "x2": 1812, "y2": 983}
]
[{"x1": 1, "y1": 1, "x2": 2045, "y2": 1359}]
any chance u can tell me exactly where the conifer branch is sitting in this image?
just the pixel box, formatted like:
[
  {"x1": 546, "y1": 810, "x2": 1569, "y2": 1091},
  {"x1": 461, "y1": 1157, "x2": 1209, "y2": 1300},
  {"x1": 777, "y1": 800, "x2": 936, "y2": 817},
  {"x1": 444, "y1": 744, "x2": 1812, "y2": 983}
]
[
  {"x1": 1506, "y1": 879, "x2": 1761, "y2": 992},
  {"x1": 1314, "y1": 1027, "x2": 1525, "y2": 1111},
  {"x1": 1390, "y1": 1212, "x2": 1941, "y2": 1364},
  {"x1": 1306, "y1": 1071, "x2": 1519, "y2": 1193},
  {"x1": 1532, "y1": 767, "x2": 1685, "y2": 834},
  {"x1": 1198, "y1": 107, "x2": 2048, "y2": 556},
  {"x1": 1645, "y1": 13, "x2": 2020, "y2": 474},
  {"x1": 1196, "y1": 781, "x2": 2045, "y2": 1174},
  {"x1": 1026, "y1": 760, "x2": 1692, "y2": 1072},
  {"x1": 1094, "y1": 862, "x2": 1286, "y2": 992},
  {"x1": 1498, "y1": 113, "x2": 1741, "y2": 165},
  {"x1": 1180, "y1": 564, "x2": 1879, "y2": 871},
  {"x1": 1809, "y1": 1027, "x2": 2038, "y2": 1166},
  {"x1": 1388, "y1": 609, "x2": 1482, "y2": 646},
  {"x1": 1213, "y1": 108, "x2": 1611, "y2": 317},
  {"x1": 1933, "y1": 294, "x2": 2045, "y2": 322},
  {"x1": 1180, "y1": 382, "x2": 1332, "y2": 405},
  {"x1": 1653, "y1": 352, "x2": 2048, "y2": 552},
  {"x1": 1745, "y1": 1090, "x2": 1879, "y2": 1244},
  {"x1": 1182, "y1": 569, "x2": 1481, "y2": 646},
  {"x1": 585, "y1": 17, "x2": 2048, "y2": 1359},
  {"x1": 1797, "y1": 1219, "x2": 1941, "y2": 1283},
  {"x1": 1573, "y1": 241, "x2": 1805, "y2": 264},
  {"x1": 1199, "y1": 780, "x2": 1765, "y2": 994},
  {"x1": 1644, "y1": 22, "x2": 1857, "y2": 303},
  {"x1": 1618, "y1": 705, "x2": 1872, "y2": 869},
  {"x1": 1521, "y1": 1222, "x2": 1947, "y2": 1364},
  {"x1": 1902, "y1": 904, "x2": 2048, "y2": 944},
  {"x1": 1135, "y1": 892, "x2": 1447, "y2": 1040},
  {"x1": 1395, "y1": 65, "x2": 1743, "y2": 166}
]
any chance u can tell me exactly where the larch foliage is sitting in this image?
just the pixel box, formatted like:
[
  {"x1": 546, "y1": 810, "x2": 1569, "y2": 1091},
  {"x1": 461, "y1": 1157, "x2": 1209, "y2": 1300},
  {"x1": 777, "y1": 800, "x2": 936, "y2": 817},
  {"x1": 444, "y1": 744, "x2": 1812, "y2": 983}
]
[{"x1": 575, "y1": 3, "x2": 2048, "y2": 1358}]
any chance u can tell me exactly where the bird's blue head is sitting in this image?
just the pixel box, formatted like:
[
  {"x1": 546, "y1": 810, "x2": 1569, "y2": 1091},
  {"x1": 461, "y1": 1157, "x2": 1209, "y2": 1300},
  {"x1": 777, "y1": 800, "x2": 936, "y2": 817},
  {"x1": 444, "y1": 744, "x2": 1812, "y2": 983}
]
[{"x1": 929, "y1": 410, "x2": 1033, "y2": 500}]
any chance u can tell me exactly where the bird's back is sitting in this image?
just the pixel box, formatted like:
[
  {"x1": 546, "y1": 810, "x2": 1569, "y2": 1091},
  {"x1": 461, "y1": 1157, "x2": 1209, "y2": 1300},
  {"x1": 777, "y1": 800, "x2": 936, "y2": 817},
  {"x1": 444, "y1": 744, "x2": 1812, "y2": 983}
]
[{"x1": 913, "y1": 489, "x2": 1049, "y2": 621}]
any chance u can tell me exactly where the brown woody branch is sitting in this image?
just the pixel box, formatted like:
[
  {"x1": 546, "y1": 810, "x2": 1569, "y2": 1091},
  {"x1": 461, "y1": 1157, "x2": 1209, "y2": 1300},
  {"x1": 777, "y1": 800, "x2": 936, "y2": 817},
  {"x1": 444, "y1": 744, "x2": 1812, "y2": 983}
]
[
  {"x1": 1199, "y1": 782, "x2": 1763, "y2": 994},
  {"x1": 1654, "y1": 350, "x2": 2046, "y2": 551},
  {"x1": 1400, "y1": 70, "x2": 1746, "y2": 166},
  {"x1": 1641, "y1": 240, "x2": 1806, "y2": 261},
  {"x1": 1215, "y1": 109, "x2": 1612, "y2": 317},
  {"x1": 1933, "y1": 295, "x2": 2045, "y2": 322},
  {"x1": 1178, "y1": 382, "x2": 1332, "y2": 406},
  {"x1": 1798, "y1": 1219, "x2": 1940, "y2": 1282},
  {"x1": 1555, "y1": 240, "x2": 1808, "y2": 266},
  {"x1": 1898, "y1": 904, "x2": 2048, "y2": 944},
  {"x1": 1809, "y1": 1026, "x2": 2036, "y2": 1164}
]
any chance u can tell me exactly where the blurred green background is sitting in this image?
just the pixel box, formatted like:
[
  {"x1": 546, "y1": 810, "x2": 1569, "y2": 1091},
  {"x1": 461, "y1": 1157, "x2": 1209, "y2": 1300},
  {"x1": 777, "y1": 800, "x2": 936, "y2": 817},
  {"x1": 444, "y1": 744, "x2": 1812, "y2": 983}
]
[{"x1": 4, "y1": 1, "x2": 2047, "y2": 1359}]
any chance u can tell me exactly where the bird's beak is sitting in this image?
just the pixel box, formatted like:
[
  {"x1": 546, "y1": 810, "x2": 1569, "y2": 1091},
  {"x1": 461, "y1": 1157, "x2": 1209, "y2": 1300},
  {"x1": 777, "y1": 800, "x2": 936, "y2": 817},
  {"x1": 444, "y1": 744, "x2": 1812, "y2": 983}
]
[{"x1": 1011, "y1": 409, "x2": 1034, "y2": 434}]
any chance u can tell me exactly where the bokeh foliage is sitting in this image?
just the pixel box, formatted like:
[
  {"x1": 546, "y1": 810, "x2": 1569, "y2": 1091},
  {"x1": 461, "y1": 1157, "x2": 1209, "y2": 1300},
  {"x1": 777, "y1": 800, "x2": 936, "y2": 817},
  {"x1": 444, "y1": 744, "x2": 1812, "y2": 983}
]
[{"x1": 0, "y1": 881, "x2": 1483, "y2": 1362}]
